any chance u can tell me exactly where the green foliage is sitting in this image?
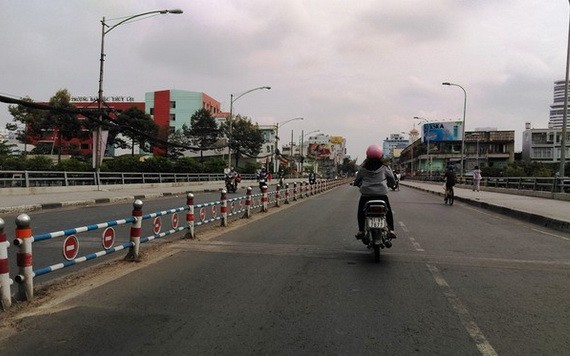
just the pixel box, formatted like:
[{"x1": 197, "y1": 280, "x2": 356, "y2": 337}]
[
  {"x1": 103, "y1": 156, "x2": 145, "y2": 172},
  {"x1": 221, "y1": 115, "x2": 263, "y2": 168},
  {"x1": 173, "y1": 157, "x2": 202, "y2": 173},
  {"x1": 55, "y1": 158, "x2": 91, "y2": 172},
  {"x1": 202, "y1": 157, "x2": 227, "y2": 173},
  {"x1": 0, "y1": 156, "x2": 28, "y2": 170},
  {"x1": 502, "y1": 160, "x2": 556, "y2": 177},
  {"x1": 110, "y1": 107, "x2": 158, "y2": 156},
  {"x1": 188, "y1": 108, "x2": 221, "y2": 161},
  {"x1": 25, "y1": 156, "x2": 55, "y2": 171},
  {"x1": 140, "y1": 156, "x2": 175, "y2": 173}
]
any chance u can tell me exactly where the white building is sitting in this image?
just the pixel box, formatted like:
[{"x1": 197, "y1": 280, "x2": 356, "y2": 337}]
[
  {"x1": 549, "y1": 80, "x2": 570, "y2": 129},
  {"x1": 522, "y1": 122, "x2": 570, "y2": 162}
]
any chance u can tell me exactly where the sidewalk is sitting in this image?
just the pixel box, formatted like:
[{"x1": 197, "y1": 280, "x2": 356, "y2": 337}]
[
  {"x1": 0, "y1": 180, "x2": 259, "y2": 215},
  {"x1": 400, "y1": 180, "x2": 570, "y2": 234}
]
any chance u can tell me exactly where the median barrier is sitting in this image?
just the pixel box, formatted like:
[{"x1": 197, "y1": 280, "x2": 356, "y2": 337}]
[{"x1": 1, "y1": 178, "x2": 350, "y2": 310}]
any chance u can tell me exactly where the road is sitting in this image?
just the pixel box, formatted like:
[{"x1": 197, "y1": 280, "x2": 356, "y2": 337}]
[{"x1": 1, "y1": 184, "x2": 569, "y2": 355}]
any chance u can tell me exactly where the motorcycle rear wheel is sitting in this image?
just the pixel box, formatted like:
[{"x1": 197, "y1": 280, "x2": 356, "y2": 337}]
[{"x1": 370, "y1": 229, "x2": 381, "y2": 262}]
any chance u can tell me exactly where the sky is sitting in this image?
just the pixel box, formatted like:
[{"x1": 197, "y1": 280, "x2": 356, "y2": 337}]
[{"x1": 1, "y1": 0, "x2": 569, "y2": 161}]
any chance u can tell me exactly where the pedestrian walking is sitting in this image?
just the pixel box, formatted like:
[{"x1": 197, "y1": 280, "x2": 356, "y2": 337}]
[{"x1": 472, "y1": 165, "x2": 482, "y2": 192}]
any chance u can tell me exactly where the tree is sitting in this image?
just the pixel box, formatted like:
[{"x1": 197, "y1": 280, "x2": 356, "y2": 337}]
[
  {"x1": 9, "y1": 90, "x2": 82, "y2": 163},
  {"x1": 187, "y1": 108, "x2": 220, "y2": 162},
  {"x1": 110, "y1": 107, "x2": 158, "y2": 156},
  {"x1": 167, "y1": 127, "x2": 190, "y2": 159},
  {"x1": 45, "y1": 90, "x2": 83, "y2": 163},
  {"x1": 7, "y1": 96, "x2": 44, "y2": 153},
  {"x1": 221, "y1": 115, "x2": 263, "y2": 168}
]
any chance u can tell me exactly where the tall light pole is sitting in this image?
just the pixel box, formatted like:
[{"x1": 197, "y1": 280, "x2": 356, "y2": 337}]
[
  {"x1": 274, "y1": 117, "x2": 304, "y2": 172},
  {"x1": 442, "y1": 82, "x2": 467, "y2": 177},
  {"x1": 560, "y1": 0, "x2": 570, "y2": 178},
  {"x1": 414, "y1": 116, "x2": 431, "y2": 178},
  {"x1": 96, "y1": 9, "x2": 183, "y2": 185},
  {"x1": 227, "y1": 86, "x2": 271, "y2": 168}
]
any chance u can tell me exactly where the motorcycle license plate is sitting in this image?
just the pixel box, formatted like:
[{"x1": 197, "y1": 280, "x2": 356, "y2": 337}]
[{"x1": 368, "y1": 217, "x2": 385, "y2": 229}]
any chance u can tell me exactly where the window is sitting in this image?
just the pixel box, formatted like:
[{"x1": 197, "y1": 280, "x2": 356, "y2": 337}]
[
  {"x1": 170, "y1": 101, "x2": 176, "y2": 109},
  {"x1": 170, "y1": 114, "x2": 176, "y2": 121},
  {"x1": 149, "y1": 108, "x2": 154, "y2": 115}
]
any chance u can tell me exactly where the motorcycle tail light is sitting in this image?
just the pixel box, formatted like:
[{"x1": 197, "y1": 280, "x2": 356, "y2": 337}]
[{"x1": 367, "y1": 205, "x2": 387, "y2": 215}]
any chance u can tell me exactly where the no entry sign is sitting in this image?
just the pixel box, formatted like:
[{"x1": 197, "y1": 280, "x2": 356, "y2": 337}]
[
  {"x1": 153, "y1": 217, "x2": 162, "y2": 234},
  {"x1": 63, "y1": 235, "x2": 79, "y2": 261},
  {"x1": 172, "y1": 213, "x2": 179, "y2": 229},
  {"x1": 102, "y1": 227, "x2": 115, "y2": 250}
]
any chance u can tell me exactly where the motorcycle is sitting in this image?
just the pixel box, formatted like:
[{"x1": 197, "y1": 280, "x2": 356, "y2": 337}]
[
  {"x1": 362, "y1": 200, "x2": 393, "y2": 262},
  {"x1": 258, "y1": 173, "x2": 267, "y2": 191},
  {"x1": 225, "y1": 175, "x2": 237, "y2": 193},
  {"x1": 391, "y1": 179, "x2": 399, "y2": 191},
  {"x1": 308, "y1": 173, "x2": 316, "y2": 185}
]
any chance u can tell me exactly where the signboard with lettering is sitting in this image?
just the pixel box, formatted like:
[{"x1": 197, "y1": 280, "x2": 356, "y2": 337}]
[{"x1": 422, "y1": 121, "x2": 462, "y2": 142}]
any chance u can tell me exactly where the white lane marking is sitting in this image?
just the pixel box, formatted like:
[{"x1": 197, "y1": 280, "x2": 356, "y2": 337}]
[
  {"x1": 399, "y1": 221, "x2": 424, "y2": 252},
  {"x1": 465, "y1": 205, "x2": 570, "y2": 241},
  {"x1": 530, "y1": 228, "x2": 570, "y2": 241},
  {"x1": 426, "y1": 264, "x2": 498, "y2": 356}
]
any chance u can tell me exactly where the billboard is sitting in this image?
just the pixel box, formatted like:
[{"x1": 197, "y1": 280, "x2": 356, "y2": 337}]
[
  {"x1": 308, "y1": 143, "x2": 332, "y2": 158},
  {"x1": 422, "y1": 121, "x2": 462, "y2": 142}
]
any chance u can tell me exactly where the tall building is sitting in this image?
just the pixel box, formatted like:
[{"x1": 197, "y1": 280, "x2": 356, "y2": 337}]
[
  {"x1": 549, "y1": 80, "x2": 570, "y2": 129},
  {"x1": 383, "y1": 133, "x2": 409, "y2": 159},
  {"x1": 145, "y1": 89, "x2": 225, "y2": 155}
]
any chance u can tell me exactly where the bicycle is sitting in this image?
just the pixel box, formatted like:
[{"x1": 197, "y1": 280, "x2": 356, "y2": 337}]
[{"x1": 444, "y1": 186, "x2": 454, "y2": 205}]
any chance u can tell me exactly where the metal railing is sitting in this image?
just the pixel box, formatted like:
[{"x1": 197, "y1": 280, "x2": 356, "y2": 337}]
[
  {"x1": 409, "y1": 175, "x2": 570, "y2": 193},
  {"x1": 0, "y1": 170, "x2": 257, "y2": 188}
]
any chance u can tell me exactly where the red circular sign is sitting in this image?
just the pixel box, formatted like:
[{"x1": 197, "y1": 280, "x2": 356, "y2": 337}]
[
  {"x1": 172, "y1": 213, "x2": 179, "y2": 229},
  {"x1": 200, "y1": 208, "x2": 206, "y2": 222},
  {"x1": 153, "y1": 217, "x2": 162, "y2": 234},
  {"x1": 102, "y1": 227, "x2": 115, "y2": 250},
  {"x1": 63, "y1": 235, "x2": 79, "y2": 261}
]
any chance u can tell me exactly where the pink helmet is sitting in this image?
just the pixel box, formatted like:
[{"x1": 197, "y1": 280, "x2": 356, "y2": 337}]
[{"x1": 366, "y1": 144, "x2": 383, "y2": 159}]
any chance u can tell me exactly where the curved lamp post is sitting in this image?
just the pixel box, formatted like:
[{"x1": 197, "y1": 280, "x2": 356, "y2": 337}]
[
  {"x1": 227, "y1": 86, "x2": 271, "y2": 167},
  {"x1": 560, "y1": 0, "x2": 570, "y2": 178},
  {"x1": 274, "y1": 117, "x2": 304, "y2": 172},
  {"x1": 96, "y1": 9, "x2": 183, "y2": 185},
  {"x1": 442, "y1": 82, "x2": 467, "y2": 177},
  {"x1": 414, "y1": 116, "x2": 432, "y2": 178}
]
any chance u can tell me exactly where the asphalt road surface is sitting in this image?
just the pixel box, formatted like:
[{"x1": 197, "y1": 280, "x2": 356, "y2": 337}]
[{"x1": 1, "y1": 184, "x2": 569, "y2": 355}]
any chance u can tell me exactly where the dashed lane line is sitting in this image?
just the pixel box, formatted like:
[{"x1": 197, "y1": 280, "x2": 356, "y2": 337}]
[{"x1": 426, "y1": 264, "x2": 499, "y2": 356}]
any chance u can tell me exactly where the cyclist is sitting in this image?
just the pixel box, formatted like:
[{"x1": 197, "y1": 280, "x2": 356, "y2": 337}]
[
  {"x1": 443, "y1": 163, "x2": 457, "y2": 204},
  {"x1": 353, "y1": 144, "x2": 397, "y2": 242}
]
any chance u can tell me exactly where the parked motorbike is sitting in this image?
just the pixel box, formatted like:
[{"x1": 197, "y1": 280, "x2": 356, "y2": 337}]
[{"x1": 362, "y1": 200, "x2": 393, "y2": 262}]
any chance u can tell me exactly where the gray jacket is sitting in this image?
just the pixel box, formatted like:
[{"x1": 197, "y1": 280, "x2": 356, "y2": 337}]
[{"x1": 354, "y1": 165, "x2": 395, "y2": 196}]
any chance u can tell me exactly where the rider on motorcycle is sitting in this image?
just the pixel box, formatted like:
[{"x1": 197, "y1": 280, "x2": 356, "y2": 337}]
[
  {"x1": 353, "y1": 145, "x2": 397, "y2": 242},
  {"x1": 308, "y1": 171, "x2": 316, "y2": 184},
  {"x1": 258, "y1": 167, "x2": 268, "y2": 190},
  {"x1": 225, "y1": 167, "x2": 238, "y2": 192}
]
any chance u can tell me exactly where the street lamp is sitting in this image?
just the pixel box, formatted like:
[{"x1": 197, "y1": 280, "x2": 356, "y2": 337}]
[
  {"x1": 227, "y1": 86, "x2": 271, "y2": 168},
  {"x1": 560, "y1": 0, "x2": 570, "y2": 178},
  {"x1": 414, "y1": 116, "x2": 431, "y2": 178},
  {"x1": 274, "y1": 117, "x2": 304, "y2": 172},
  {"x1": 442, "y1": 82, "x2": 467, "y2": 177},
  {"x1": 96, "y1": 9, "x2": 183, "y2": 185}
]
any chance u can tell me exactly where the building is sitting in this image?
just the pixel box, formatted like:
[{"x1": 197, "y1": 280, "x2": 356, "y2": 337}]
[
  {"x1": 145, "y1": 89, "x2": 225, "y2": 155},
  {"x1": 398, "y1": 125, "x2": 515, "y2": 177},
  {"x1": 33, "y1": 96, "x2": 145, "y2": 158},
  {"x1": 549, "y1": 80, "x2": 570, "y2": 129},
  {"x1": 522, "y1": 122, "x2": 570, "y2": 163},
  {"x1": 383, "y1": 133, "x2": 410, "y2": 161}
]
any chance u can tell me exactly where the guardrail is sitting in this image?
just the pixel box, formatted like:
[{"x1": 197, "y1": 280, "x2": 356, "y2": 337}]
[
  {"x1": 408, "y1": 175, "x2": 570, "y2": 194},
  {"x1": 0, "y1": 178, "x2": 349, "y2": 311},
  {"x1": 0, "y1": 170, "x2": 258, "y2": 188}
]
